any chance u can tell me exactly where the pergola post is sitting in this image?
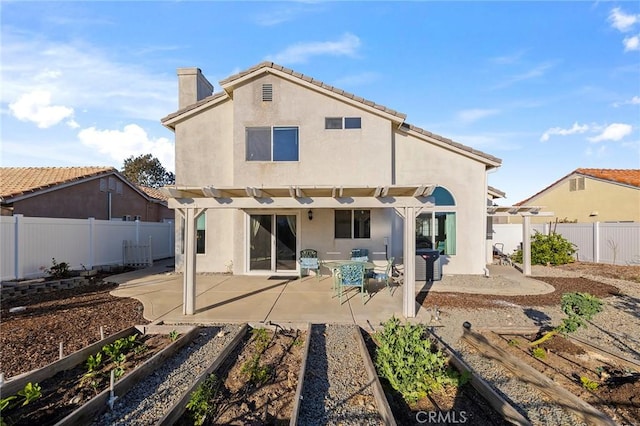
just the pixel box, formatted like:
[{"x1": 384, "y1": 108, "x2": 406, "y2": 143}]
[
  {"x1": 522, "y1": 215, "x2": 532, "y2": 276},
  {"x1": 180, "y1": 207, "x2": 205, "y2": 315},
  {"x1": 403, "y1": 206, "x2": 417, "y2": 318}
]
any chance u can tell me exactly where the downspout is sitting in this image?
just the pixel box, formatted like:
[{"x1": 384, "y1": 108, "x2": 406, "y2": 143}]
[{"x1": 108, "y1": 192, "x2": 112, "y2": 220}]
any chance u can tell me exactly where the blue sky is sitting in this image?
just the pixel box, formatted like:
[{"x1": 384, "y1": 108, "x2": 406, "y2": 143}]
[{"x1": 1, "y1": 1, "x2": 639, "y2": 204}]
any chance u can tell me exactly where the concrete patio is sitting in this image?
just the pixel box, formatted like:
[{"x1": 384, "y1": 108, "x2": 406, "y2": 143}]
[{"x1": 107, "y1": 259, "x2": 554, "y2": 329}]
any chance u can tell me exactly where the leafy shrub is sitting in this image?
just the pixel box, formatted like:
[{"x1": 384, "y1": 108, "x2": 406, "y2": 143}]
[
  {"x1": 45, "y1": 258, "x2": 71, "y2": 279},
  {"x1": 530, "y1": 292, "x2": 603, "y2": 346},
  {"x1": 511, "y1": 231, "x2": 576, "y2": 265},
  {"x1": 374, "y1": 317, "x2": 466, "y2": 404},
  {"x1": 186, "y1": 374, "x2": 220, "y2": 426},
  {"x1": 531, "y1": 347, "x2": 546, "y2": 359}
]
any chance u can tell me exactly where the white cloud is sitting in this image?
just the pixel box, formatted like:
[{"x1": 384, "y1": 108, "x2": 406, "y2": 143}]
[
  {"x1": 1, "y1": 31, "x2": 176, "y2": 123},
  {"x1": 9, "y1": 90, "x2": 74, "y2": 128},
  {"x1": 613, "y1": 95, "x2": 640, "y2": 107},
  {"x1": 608, "y1": 7, "x2": 639, "y2": 32},
  {"x1": 456, "y1": 108, "x2": 500, "y2": 124},
  {"x1": 267, "y1": 33, "x2": 361, "y2": 64},
  {"x1": 77, "y1": 124, "x2": 175, "y2": 172},
  {"x1": 588, "y1": 123, "x2": 633, "y2": 142},
  {"x1": 623, "y1": 34, "x2": 640, "y2": 51},
  {"x1": 540, "y1": 122, "x2": 589, "y2": 142}
]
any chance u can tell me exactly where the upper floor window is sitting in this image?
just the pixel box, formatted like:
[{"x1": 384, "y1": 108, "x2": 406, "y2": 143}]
[
  {"x1": 335, "y1": 209, "x2": 370, "y2": 239},
  {"x1": 246, "y1": 126, "x2": 299, "y2": 161},
  {"x1": 324, "y1": 117, "x2": 362, "y2": 129}
]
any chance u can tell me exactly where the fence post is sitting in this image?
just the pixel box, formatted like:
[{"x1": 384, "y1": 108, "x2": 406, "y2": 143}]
[
  {"x1": 593, "y1": 222, "x2": 600, "y2": 263},
  {"x1": 14, "y1": 214, "x2": 24, "y2": 280},
  {"x1": 88, "y1": 217, "x2": 95, "y2": 269},
  {"x1": 135, "y1": 219, "x2": 140, "y2": 244}
]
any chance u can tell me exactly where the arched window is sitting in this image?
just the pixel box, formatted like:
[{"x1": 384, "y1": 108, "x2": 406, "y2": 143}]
[{"x1": 433, "y1": 186, "x2": 455, "y2": 206}]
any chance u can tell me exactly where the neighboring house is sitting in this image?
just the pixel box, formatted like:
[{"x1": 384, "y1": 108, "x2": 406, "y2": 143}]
[
  {"x1": 0, "y1": 167, "x2": 173, "y2": 222},
  {"x1": 160, "y1": 62, "x2": 503, "y2": 317},
  {"x1": 505, "y1": 168, "x2": 640, "y2": 224}
]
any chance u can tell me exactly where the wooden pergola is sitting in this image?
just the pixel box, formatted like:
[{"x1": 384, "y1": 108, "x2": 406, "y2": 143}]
[{"x1": 161, "y1": 184, "x2": 441, "y2": 318}]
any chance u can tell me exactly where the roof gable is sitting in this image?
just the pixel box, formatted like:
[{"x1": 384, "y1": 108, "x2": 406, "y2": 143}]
[
  {"x1": 516, "y1": 168, "x2": 640, "y2": 205},
  {"x1": 0, "y1": 167, "x2": 150, "y2": 202},
  {"x1": 161, "y1": 62, "x2": 502, "y2": 167}
]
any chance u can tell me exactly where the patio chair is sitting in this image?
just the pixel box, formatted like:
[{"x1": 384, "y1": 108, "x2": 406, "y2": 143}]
[
  {"x1": 299, "y1": 249, "x2": 320, "y2": 280},
  {"x1": 350, "y1": 248, "x2": 369, "y2": 262},
  {"x1": 371, "y1": 257, "x2": 395, "y2": 292},
  {"x1": 337, "y1": 262, "x2": 368, "y2": 304}
]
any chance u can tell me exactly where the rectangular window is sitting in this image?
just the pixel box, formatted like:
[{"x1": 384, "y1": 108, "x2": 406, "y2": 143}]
[
  {"x1": 246, "y1": 126, "x2": 298, "y2": 161},
  {"x1": 344, "y1": 117, "x2": 361, "y2": 129},
  {"x1": 416, "y1": 212, "x2": 456, "y2": 255},
  {"x1": 196, "y1": 213, "x2": 206, "y2": 254},
  {"x1": 325, "y1": 117, "x2": 343, "y2": 129},
  {"x1": 334, "y1": 210, "x2": 370, "y2": 239}
]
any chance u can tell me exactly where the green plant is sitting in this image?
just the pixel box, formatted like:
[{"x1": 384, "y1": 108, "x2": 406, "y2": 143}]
[
  {"x1": 511, "y1": 231, "x2": 576, "y2": 266},
  {"x1": 133, "y1": 344, "x2": 148, "y2": 355},
  {"x1": 531, "y1": 347, "x2": 546, "y2": 359},
  {"x1": 1, "y1": 396, "x2": 17, "y2": 426},
  {"x1": 530, "y1": 292, "x2": 603, "y2": 346},
  {"x1": 251, "y1": 328, "x2": 270, "y2": 352},
  {"x1": 374, "y1": 316, "x2": 464, "y2": 404},
  {"x1": 241, "y1": 354, "x2": 271, "y2": 385},
  {"x1": 45, "y1": 258, "x2": 71, "y2": 279},
  {"x1": 86, "y1": 352, "x2": 103, "y2": 372},
  {"x1": 580, "y1": 376, "x2": 599, "y2": 390},
  {"x1": 168, "y1": 330, "x2": 179, "y2": 341},
  {"x1": 508, "y1": 339, "x2": 520, "y2": 347},
  {"x1": 113, "y1": 367, "x2": 125, "y2": 379},
  {"x1": 186, "y1": 374, "x2": 220, "y2": 426}
]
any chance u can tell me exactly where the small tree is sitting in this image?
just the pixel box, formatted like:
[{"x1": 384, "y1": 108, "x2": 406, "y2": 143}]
[
  {"x1": 512, "y1": 231, "x2": 576, "y2": 265},
  {"x1": 121, "y1": 154, "x2": 175, "y2": 188}
]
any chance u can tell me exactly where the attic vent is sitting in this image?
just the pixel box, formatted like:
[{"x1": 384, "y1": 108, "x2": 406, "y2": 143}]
[
  {"x1": 262, "y1": 84, "x2": 273, "y2": 102},
  {"x1": 569, "y1": 177, "x2": 585, "y2": 192}
]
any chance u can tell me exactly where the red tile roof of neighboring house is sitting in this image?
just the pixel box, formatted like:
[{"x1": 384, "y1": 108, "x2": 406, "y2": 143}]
[
  {"x1": 137, "y1": 185, "x2": 169, "y2": 201},
  {"x1": 162, "y1": 62, "x2": 502, "y2": 166},
  {"x1": 516, "y1": 168, "x2": 640, "y2": 205},
  {"x1": 0, "y1": 167, "x2": 116, "y2": 200},
  {"x1": 576, "y1": 168, "x2": 640, "y2": 188}
]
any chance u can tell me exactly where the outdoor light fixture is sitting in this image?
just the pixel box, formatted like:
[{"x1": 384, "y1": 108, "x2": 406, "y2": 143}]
[{"x1": 308, "y1": 209, "x2": 313, "y2": 221}]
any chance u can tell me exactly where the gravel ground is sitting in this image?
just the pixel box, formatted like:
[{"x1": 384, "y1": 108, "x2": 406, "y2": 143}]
[
  {"x1": 419, "y1": 264, "x2": 639, "y2": 426},
  {"x1": 94, "y1": 324, "x2": 243, "y2": 425},
  {"x1": 298, "y1": 323, "x2": 383, "y2": 425}
]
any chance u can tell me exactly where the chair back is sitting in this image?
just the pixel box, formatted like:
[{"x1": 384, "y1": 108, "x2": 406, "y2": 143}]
[
  {"x1": 339, "y1": 263, "x2": 365, "y2": 285},
  {"x1": 385, "y1": 257, "x2": 395, "y2": 275},
  {"x1": 350, "y1": 248, "x2": 369, "y2": 262},
  {"x1": 300, "y1": 249, "x2": 318, "y2": 259}
]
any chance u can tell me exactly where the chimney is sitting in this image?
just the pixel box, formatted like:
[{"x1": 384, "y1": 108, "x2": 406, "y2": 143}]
[{"x1": 177, "y1": 67, "x2": 214, "y2": 109}]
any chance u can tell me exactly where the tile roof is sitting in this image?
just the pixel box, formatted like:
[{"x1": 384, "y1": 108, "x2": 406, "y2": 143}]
[
  {"x1": 516, "y1": 168, "x2": 640, "y2": 205},
  {"x1": 161, "y1": 62, "x2": 501, "y2": 166},
  {"x1": 576, "y1": 168, "x2": 640, "y2": 188},
  {"x1": 137, "y1": 185, "x2": 169, "y2": 201},
  {"x1": 0, "y1": 167, "x2": 116, "y2": 200}
]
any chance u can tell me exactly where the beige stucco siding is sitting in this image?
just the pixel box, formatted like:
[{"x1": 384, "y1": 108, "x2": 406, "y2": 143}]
[
  {"x1": 395, "y1": 131, "x2": 489, "y2": 274},
  {"x1": 511, "y1": 176, "x2": 640, "y2": 224},
  {"x1": 174, "y1": 99, "x2": 234, "y2": 186},
  {"x1": 231, "y1": 74, "x2": 393, "y2": 187}
]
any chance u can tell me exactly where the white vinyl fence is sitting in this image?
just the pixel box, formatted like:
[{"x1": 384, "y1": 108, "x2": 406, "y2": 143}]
[
  {"x1": 1, "y1": 215, "x2": 174, "y2": 281},
  {"x1": 492, "y1": 222, "x2": 640, "y2": 266}
]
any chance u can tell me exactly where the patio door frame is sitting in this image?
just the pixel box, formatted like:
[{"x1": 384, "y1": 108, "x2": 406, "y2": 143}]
[{"x1": 245, "y1": 210, "x2": 300, "y2": 275}]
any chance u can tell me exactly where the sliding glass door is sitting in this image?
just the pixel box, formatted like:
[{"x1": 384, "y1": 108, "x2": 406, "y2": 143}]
[{"x1": 249, "y1": 213, "x2": 297, "y2": 272}]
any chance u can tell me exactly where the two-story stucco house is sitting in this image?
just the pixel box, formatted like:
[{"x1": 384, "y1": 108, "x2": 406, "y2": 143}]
[{"x1": 160, "y1": 62, "x2": 502, "y2": 317}]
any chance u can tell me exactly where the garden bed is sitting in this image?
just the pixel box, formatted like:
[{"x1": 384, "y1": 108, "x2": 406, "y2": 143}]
[
  {"x1": 487, "y1": 330, "x2": 640, "y2": 425},
  {"x1": 1, "y1": 327, "x2": 192, "y2": 426},
  {"x1": 177, "y1": 326, "x2": 305, "y2": 425}
]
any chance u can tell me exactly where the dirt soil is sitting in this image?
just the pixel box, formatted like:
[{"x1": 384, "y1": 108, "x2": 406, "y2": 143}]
[
  {"x1": 488, "y1": 331, "x2": 640, "y2": 425},
  {"x1": 556, "y1": 261, "x2": 640, "y2": 283},
  {"x1": 1, "y1": 282, "x2": 148, "y2": 378},
  {"x1": 180, "y1": 327, "x2": 305, "y2": 425},
  {"x1": 1, "y1": 333, "x2": 171, "y2": 426}
]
